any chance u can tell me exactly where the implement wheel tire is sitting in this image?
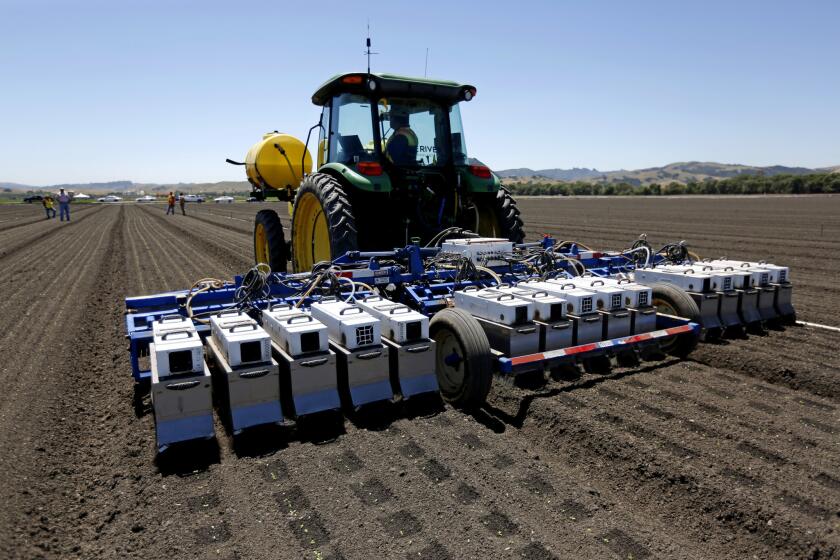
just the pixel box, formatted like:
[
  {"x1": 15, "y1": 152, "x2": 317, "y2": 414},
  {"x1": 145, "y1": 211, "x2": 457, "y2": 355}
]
[
  {"x1": 430, "y1": 308, "x2": 493, "y2": 409},
  {"x1": 650, "y1": 282, "x2": 700, "y2": 358},
  {"x1": 254, "y1": 209, "x2": 287, "y2": 273},
  {"x1": 291, "y1": 173, "x2": 358, "y2": 272},
  {"x1": 472, "y1": 186, "x2": 525, "y2": 243}
]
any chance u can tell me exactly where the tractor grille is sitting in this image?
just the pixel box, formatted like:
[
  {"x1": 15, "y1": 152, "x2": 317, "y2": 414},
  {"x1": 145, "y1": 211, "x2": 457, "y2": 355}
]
[
  {"x1": 581, "y1": 297, "x2": 593, "y2": 314},
  {"x1": 356, "y1": 325, "x2": 374, "y2": 347},
  {"x1": 611, "y1": 293, "x2": 622, "y2": 310},
  {"x1": 638, "y1": 291, "x2": 649, "y2": 307}
]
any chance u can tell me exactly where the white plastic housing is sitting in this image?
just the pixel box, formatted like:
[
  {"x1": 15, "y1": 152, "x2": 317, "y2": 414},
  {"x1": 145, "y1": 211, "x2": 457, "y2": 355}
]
[
  {"x1": 152, "y1": 329, "x2": 204, "y2": 377},
  {"x1": 653, "y1": 264, "x2": 738, "y2": 292},
  {"x1": 551, "y1": 278, "x2": 629, "y2": 311},
  {"x1": 212, "y1": 321, "x2": 272, "y2": 367},
  {"x1": 516, "y1": 281, "x2": 597, "y2": 316},
  {"x1": 310, "y1": 299, "x2": 381, "y2": 350},
  {"x1": 453, "y1": 288, "x2": 534, "y2": 325},
  {"x1": 355, "y1": 296, "x2": 429, "y2": 344},
  {"x1": 633, "y1": 268, "x2": 716, "y2": 294},
  {"x1": 703, "y1": 259, "x2": 789, "y2": 285},
  {"x1": 440, "y1": 237, "x2": 514, "y2": 266},
  {"x1": 209, "y1": 310, "x2": 253, "y2": 341},
  {"x1": 584, "y1": 277, "x2": 653, "y2": 309},
  {"x1": 262, "y1": 308, "x2": 329, "y2": 357},
  {"x1": 487, "y1": 285, "x2": 566, "y2": 321},
  {"x1": 152, "y1": 315, "x2": 196, "y2": 337}
]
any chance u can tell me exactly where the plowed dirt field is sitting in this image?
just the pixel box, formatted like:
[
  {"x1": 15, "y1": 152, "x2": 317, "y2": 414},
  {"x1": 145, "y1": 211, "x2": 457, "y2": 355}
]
[{"x1": 1, "y1": 195, "x2": 838, "y2": 559}]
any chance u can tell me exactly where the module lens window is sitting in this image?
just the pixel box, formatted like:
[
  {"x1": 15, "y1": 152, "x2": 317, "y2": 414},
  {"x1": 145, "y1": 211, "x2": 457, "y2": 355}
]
[
  {"x1": 356, "y1": 325, "x2": 374, "y2": 347},
  {"x1": 638, "y1": 292, "x2": 649, "y2": 307},
  {"x1": 405, "y1": 321, "x2": 421, "y2": 341},
  {"x1": 611, "y1": 294, "x2": 622, "y2": 310},
  {"x1": 239, "y1": 341, "x2": 262, "y2": 363},
  {"x1": 514, "y1": 306, "x2": 527, "y2": 325},
  {"x1": 300, "y1": 332, "x2": 320, "y2": 354},
  {"x1": 168, "y1": 350, "x2": 193, "y2": 374},
  {"x1": 549, "y1": 303, "x2": 563, "y2": 321},
  {"x1": 581, "y1": 297, "x2": 593, "y2": 314}
]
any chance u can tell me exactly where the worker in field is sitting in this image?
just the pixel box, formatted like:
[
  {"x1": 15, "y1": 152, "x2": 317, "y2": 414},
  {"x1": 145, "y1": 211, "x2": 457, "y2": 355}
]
[
  {"x1": 385, "y1": 111, "x2": 418, "y2": 166},
  {"x1": 166, "y1": 192, "x2": 175, "y2": 215},
  {"x1": 57, "y1": 189, "x2": 71, "y2": 222},
  {"x1": 42, "y1": 196, "x2": 56, "y2": 219},
  {"x1": 179, "y1": 192, "x2": 186, "y2": 215}
]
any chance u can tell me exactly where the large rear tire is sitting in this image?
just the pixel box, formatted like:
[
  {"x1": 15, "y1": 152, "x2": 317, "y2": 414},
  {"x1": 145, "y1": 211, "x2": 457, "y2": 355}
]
[
  {"x1": 430, "y1": 308, "x2": 493, "y2": 409},
  {"x1": 471, "y1": 186, "x2": 525, "y2": 243},
  {"x1": 254, "y1": 209, "x2": 287, "y2": 273},
  {"x1": 650, "y1": 282, "x2": 700, "y2": 358},
  {"x1": 291, "y1": 173, "x2": 358, "y2": 272}
]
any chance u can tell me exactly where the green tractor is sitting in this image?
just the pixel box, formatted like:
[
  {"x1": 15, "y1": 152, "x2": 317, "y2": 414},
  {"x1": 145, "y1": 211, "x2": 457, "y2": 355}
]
[{"x1": 237, "y1": 73, "x2": 525, "y2": 272}]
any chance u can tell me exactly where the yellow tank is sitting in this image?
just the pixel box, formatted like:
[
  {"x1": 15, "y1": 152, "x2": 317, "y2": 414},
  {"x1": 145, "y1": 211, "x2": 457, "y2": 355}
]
[{"x1": 245, "y1": 132, "x2": 312, "y2": 194}]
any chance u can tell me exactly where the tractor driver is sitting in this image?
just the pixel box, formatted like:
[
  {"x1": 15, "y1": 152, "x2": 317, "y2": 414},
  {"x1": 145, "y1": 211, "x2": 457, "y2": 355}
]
[{"x1": 384, "y1": 111, "x2": 418, "y2": 166}]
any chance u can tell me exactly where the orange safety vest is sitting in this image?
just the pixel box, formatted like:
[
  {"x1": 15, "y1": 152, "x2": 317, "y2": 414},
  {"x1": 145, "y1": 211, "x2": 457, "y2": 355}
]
[{"x1": 168, "y1": 194, "x2": 175, "y2": 205}]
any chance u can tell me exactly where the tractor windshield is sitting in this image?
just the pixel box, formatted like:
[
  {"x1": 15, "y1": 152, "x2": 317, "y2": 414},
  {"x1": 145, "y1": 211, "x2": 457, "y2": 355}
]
[
  {"x1": 378, "y1": 98, "x2": 458, "y2": 167},
  {"x1": 329, "y1": 93, "x2": 378, "y2": 164}
]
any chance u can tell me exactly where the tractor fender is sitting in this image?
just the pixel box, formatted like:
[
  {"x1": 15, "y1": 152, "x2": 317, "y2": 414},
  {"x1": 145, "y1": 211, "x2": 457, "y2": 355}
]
[
  {"x1": 318, "y1": 162, "x2": 392, "y2": 193},
  {"x1": 457, "y1": 166, "x2": 501, "y2": 193}
]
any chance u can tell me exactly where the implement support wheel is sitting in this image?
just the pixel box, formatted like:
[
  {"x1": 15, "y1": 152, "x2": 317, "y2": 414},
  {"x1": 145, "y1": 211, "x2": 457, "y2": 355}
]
[
  {"x1": 291, "y1": 173, "x2": 358, "y2": 272},
  {"x1": 430, "y1": 308, "x2": 493, "y2": 409},
  {"x1": 254, "y1": 209, "x2": 287, "y2": 273},
  {"x1": 650, "y1": 282, "x2": 700, "y2": 358}
]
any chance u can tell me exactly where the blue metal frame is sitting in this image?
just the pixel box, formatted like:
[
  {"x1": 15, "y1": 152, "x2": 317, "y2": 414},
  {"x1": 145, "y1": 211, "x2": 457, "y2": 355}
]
[{"x1": 125, "y1": 238, "x2": 691, "y2": 382}]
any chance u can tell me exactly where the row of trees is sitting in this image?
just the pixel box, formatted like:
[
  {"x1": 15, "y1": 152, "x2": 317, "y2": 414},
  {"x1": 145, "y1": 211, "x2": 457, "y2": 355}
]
[{"x1": 506, "y1": 173, "x2": 840, "y2": 196}]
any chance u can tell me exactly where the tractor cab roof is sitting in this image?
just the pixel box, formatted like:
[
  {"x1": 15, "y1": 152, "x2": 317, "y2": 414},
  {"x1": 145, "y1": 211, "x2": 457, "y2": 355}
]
[{"x1": 311, "y1": 72, "x2": 476, "y2": 107}]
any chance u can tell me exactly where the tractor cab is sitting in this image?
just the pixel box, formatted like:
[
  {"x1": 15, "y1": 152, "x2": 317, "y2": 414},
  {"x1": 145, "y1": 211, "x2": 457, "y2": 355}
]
[
  {"x1": 312, "y1": 73, "x2": 476, "y2": 178},
  {"x1": 245, "y1": 73, "x2": 525, "y2": 273}
]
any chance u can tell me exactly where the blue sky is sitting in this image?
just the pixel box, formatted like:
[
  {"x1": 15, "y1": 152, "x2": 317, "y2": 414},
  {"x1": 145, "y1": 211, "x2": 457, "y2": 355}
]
[{"x1": 1, "y1": 0, "x2": 838, "y2": 185}]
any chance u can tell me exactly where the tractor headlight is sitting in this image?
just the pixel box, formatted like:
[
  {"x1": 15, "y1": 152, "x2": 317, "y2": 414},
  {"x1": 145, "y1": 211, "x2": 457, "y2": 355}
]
[
  {"x1": 464, "y1": 90, "x2": 473, "y2": 101},
  {"x1": 368, "y1": 79, "x2": 377, "y2": 91}
]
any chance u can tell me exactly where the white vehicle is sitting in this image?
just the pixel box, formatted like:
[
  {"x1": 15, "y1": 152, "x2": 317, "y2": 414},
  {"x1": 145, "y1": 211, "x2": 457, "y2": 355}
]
[
  {"x1": 214, "y1": 196, "x2": 235, "y2": 203},
  {"x1": 135, "y1": 195, "x2": 156, "y2": 203},
  {"x1": 182, "y1": 194, "x2": 205, "y2": 203},
  {"x1": 98, "y1": 195, "x2": 122, "y2": 203}
]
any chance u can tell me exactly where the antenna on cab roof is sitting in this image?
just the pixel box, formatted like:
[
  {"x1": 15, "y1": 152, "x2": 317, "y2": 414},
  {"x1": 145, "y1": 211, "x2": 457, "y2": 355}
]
[{"x1": 365, "y1": 21, "x2": 378, "y2": 76}]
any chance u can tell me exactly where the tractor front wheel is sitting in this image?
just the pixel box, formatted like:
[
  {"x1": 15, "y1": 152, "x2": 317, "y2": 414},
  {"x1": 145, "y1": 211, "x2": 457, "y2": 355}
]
[
  {"x1": 291, "y1": 173, "x2": 358, "y2": 272},
  {"x1": 254, "y1": 209, "x2": 287, "y2": 273}
]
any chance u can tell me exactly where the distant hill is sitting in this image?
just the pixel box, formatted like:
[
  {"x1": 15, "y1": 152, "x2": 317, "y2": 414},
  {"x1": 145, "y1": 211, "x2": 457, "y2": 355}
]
[
  {"x1": 496, "y1": 168, "x2": 603, "y2": 181},
  {"x1": 495, "y1": 161, "x2": 833, "y2": 186},
  {"x1": 4, "y1": 160, "x2": 839, "y2": 193}
]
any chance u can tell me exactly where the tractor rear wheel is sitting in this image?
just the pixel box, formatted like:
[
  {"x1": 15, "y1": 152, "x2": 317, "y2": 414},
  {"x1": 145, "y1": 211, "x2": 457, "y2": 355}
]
[
  {"x1": 430, "y1": 308, "x2": 493, "y2": 409},
  {"x1": 471, "y1": 186, "x2": 525, "y2": 243},
  {"x1": 254, "y1": 209, "x2": 287, "y2": 273},
  {"x1": 291, "y1": 173, "x2": 358, "y2": 272},
  {"x1": 650, "y1": 282, "x2": 701, "y2": 358}
]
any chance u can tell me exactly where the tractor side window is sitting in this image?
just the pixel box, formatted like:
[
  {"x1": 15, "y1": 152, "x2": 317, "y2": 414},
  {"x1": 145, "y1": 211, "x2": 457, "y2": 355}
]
[
  {"x1": 317, "y1": 105, "x2": 330, "y2": 168},
  {"x1": 449, "y1": 104, "x2": 468, "y2": 165},
  {"x1": 329, "y1": 94, "x2": 376, "y2": 164},
  {"x1": 379, "y1": 97, "x2": 449, "y2": 167}
]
